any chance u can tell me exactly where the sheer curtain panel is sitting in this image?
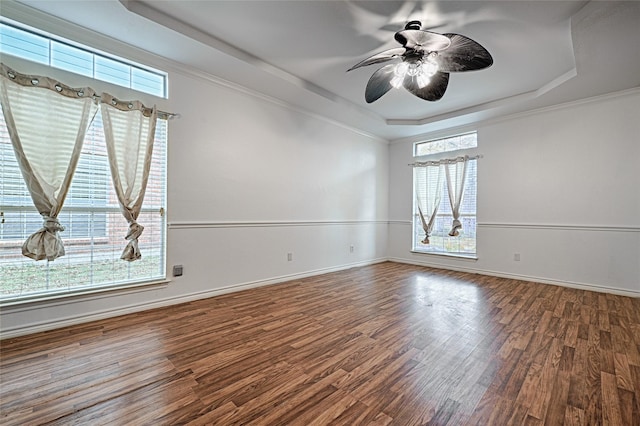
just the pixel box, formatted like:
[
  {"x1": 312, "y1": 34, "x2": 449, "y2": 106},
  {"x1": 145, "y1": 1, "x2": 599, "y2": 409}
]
[
  {"x1": 0, "y1": 64, "x2": 97, "y2": 261},
  {"x1": 445, "y1": 156, "x2": 469, "y2": 236},
  {"x1": 415, "y1": 164, "x2": 444, "y2": 244},
  {"x1": 100, "y1": 93, "x2": 157, "y2": 261}
]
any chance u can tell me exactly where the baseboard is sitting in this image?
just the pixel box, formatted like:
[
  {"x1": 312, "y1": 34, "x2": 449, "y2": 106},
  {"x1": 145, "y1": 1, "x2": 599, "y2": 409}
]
[
  {"x1": 0, "y1": 257, "x2": 387, "y2": 339},
  {"x1": 3, "y1": 255, "x2": 636, "y2": 339},
  {"x1": 387, "y1": 257, "x2": 640, "y2": 298}
]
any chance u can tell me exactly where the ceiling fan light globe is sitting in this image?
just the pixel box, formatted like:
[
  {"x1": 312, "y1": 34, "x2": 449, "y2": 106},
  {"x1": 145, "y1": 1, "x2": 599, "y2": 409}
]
[
  {"x1": 423, "y1": 58, "x2": 438, "y2": 77},
  {"x1": 416, "y1": 74, "x2": 431, "y2": 89},
  {"x1": 390, "y1": 75, "x2": 404, "y2": 89},
  {"x1": 394, "y1": 62, "x2": 409, "y2": 77}
]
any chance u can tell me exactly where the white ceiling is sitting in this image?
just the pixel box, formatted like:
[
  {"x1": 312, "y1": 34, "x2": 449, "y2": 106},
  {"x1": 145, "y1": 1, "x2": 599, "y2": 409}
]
[{"x1": 7, "y1": 0, "x2": 640, "y2": 141}]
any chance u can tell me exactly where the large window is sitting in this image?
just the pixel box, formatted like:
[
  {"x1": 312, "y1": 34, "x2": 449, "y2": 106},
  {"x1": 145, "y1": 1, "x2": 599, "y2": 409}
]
[
  {"x1": 0, "y1": 21, "x2": 167, "y2": 302},
  {"x1": 413, "y1": 133, "x2": 478, "y2": 257}
]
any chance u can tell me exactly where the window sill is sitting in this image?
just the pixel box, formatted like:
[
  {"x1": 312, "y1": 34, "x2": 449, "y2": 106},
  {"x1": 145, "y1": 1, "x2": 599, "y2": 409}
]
[
  {"x1": 411, "y1": 250, "x2": 478, "y2": 261},
  {"x1": 0, "y1": 278, "x2": 170, "y2": 309}
]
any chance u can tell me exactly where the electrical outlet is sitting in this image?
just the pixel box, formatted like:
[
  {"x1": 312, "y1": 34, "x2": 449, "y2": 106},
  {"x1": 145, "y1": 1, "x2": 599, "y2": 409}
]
[
  {"x1": 513, "y1": 253, "x2": 521, "y2": 262},
  {"x1": 287, "y1": 252, "x2": 293, "y2": 262},
  {"x1": 172, "y1": 265, "x2": 184, "y2": 276},
  {"x1": 350, "y1": 245, "x2": 354, "y2": 253}
]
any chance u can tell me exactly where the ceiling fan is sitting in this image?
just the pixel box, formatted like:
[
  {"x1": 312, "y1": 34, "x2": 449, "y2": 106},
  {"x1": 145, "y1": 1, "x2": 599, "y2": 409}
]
[{"x1": 348, "y1": 21, "x2": 493, "y2": 103}]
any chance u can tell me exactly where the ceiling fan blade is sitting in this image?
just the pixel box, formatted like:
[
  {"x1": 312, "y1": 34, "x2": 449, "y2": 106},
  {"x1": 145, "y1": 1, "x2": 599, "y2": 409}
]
[
  {"x1": 394, "y1": 30, "x2": 451, "y2": 51},
  {"x1": 403, "y1": 71, "x2": 450, "y2": 101},
  {"x1": 365, "y1": 64, "x2": 395, "y2": 103},
  {"x1": 347, "y1": 48, "x2": 406, "y2": 72},
  {"x1": 436, "y1": 34, "x2": 493, "y2": 72}
]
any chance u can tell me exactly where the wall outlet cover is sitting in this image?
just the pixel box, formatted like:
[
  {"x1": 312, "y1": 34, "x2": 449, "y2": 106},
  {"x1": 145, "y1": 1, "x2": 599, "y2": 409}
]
[{"x1": 173, "y1": 265, "x2": 184, "y2": 276}]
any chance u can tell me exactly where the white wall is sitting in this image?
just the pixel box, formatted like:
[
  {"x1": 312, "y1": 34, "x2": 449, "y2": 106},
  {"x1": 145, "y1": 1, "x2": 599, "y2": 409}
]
[
  {"x1": 2, "y1": 6, "x2": 639, "y2": 338},
  {"x1": 0, "y1": 53, "x2": 389, "y2": 338},
  {"x1": 388, "y1": 90, "x2": 640, "y2": 297},
  {"x1": 163, "y1": 70, "x2": 389, "y2": 299}
]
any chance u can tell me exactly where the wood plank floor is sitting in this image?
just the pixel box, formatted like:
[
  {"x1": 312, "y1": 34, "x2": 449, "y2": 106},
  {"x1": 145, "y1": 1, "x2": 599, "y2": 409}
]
[{"x1": 1, "y1": 262, "x2": 639, "y2": 425}]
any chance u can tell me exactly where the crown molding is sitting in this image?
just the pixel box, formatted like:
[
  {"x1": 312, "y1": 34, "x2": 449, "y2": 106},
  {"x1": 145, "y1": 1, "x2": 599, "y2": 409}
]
[
  {"x1": 390, "y1": 86, "x2": 640, "y2": 144},
  {"x1": 387, "y1": 68, "x2": 578, "y2": 127},
  {"x1": 0, "y1": 0, "x2": 387, "y2": 143}
]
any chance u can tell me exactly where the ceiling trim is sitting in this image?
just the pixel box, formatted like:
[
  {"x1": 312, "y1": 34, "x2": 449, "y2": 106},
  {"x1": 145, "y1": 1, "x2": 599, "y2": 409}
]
[
  {"x1": 1, "y1": 0, "x2": 387, "y2": 143},
  {"x1": 118, "y1": 0, "x2": 383, "y2": 123},
  {"x1": 390, "y1": 86, "x2": 640, "y2": 144},
  {"x1": 386, "y1": 68, "x2": 578, "y2": 126}
]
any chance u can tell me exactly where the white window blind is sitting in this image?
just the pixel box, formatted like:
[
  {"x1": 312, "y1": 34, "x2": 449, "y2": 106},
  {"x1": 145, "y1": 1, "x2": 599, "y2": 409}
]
[{"x1": 0, "y1": 110, "x2": 167, "y2": 301}]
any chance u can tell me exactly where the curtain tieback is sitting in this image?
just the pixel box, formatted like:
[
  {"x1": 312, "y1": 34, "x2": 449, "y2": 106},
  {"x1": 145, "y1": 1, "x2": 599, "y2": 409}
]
[
  {"x1": 448, "y1": 219, "x2": 462, "y2": 237},
  {"x1": 121, "y1": 221, "x2": 144, "y2": 262},
  {"x1": 125, "y1": 221, "x2": 144, "y2": 240},
  {"x1": 21, "y1": 215, "x2": 66, "y2": 261},
  {"x1": 43, "y1": 216, "x2": 65, "y2": 233},
  {"x1": 421, "y1": 232, "x2": 431, "y2": 245}
]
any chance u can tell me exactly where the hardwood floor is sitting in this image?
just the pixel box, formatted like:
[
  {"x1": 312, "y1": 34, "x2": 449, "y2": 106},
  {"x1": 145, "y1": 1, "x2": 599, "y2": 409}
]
[{"x1": 1, "y1": 262, "x2": 639, "y2": 425}]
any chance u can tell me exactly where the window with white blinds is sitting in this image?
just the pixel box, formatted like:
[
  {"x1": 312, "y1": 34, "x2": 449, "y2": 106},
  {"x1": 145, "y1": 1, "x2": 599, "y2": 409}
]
[
  {"x1": 413, "y1": 134, "x2": 478, "y2": 256},
  {"x1": 0, "y1": 111, "x2": 167, "y2": 301},
  {"x1": 0, "y1": 18, "x2": 168, "y2": 302}
]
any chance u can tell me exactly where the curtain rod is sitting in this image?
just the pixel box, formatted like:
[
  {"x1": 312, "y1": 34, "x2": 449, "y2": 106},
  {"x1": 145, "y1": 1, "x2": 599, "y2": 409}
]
[
  {"x1": 158, "y1": 111, "x2": 179, "y2": 120},
  {"x1": 409, "y1": 154, "x2": 483, "y2": 167},
  {"x1": 0, "y1": 64, "x2": 179, "y2": 120},
  {"x1": 90, "y1": 94, "x2": 178, "y2": 120}
]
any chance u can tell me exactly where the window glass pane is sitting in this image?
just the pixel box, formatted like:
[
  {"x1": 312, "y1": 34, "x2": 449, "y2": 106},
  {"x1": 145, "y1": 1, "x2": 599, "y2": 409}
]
[
  {"x1": 0, "y1": 24, "x2": 49, "y2": 64},
  {"x1": 1, "y1": 209, "x2": 162, "y2": 298},
  {"x1": 0, "y1": 137, "x2": 31, "y2": 208},
  {"x1": 415, "y1": 132, "x2": 478, "y2": 156},
  {"x1": 0, "y1": 21, "x2": 167, "y2": 99},
  {"x1": 95, "y1": 56, "x2": 131, "y2": 87},
  {"x1": 132, "y1": 67, "x2": 166, "y2": 98},
  {"x1": 0, "y1": 108, "x2": 167, "y2": 301},
  {"x1": 51, "y1": 41, "x2": 93, "y2": 77},
  {"x1": 459, "y1": 133, "x2": 477, "y2": 149}
]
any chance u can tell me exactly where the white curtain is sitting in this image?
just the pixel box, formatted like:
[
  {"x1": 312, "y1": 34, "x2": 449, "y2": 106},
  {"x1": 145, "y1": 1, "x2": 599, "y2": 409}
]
[
  {"x1": 0, "y1": 64, "x2": 97, "y2": 261},
  {"x1": 100, "y1": 93, "x2": 157, "y2": 261},
  {"x1": 444, "y1": 156, "x2": 469, "y2": 236},
  {"x1": 415, "y1": 164, "x2": 443, "y2": 244}
]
